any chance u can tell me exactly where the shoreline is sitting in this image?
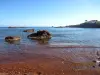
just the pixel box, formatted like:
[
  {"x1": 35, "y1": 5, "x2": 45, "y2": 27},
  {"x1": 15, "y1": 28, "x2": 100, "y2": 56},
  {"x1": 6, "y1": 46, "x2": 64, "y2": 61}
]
[{"x1": 0, "y1": 44, "x2": 100, "y2": 75}]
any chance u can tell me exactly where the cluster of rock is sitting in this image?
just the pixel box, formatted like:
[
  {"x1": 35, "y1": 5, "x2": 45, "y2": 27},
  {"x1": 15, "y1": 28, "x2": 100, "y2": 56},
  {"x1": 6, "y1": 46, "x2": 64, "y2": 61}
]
[
  {"x1": 28, "y1": 30, "x2": 52, "y2": 40},
  {"x1": 5, "y1": 36, "x2": 21, "y2": 41},
  {"x1": 5, "y1": 29, "x2": 52, "y2": 44},
  {"x1": 5, "y1": 36, "x2": 21, "y2": 44},
  {"x1": 23, "y1": 29, "x2": 34, "y2": 32},
  {"x1": 92, "y1": 51, "x2": 100, "y2": 68}
]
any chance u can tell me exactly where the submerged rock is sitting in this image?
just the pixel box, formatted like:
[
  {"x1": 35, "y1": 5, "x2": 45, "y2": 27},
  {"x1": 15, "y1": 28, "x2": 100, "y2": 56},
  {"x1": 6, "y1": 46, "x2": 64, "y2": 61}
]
[
  {"x1": 23, "y1": 29, "x2": 34, "y2": 32},
  {"x1": 27, "y1": 30, "x2": 52, "y2": 40},
  {"x1": 5, "y1": 36, "x2": 21, "y2": 44}
]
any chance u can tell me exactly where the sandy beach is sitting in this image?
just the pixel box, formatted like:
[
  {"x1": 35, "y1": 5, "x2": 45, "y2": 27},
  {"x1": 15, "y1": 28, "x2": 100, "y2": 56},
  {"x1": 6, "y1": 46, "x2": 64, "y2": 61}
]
[
  {"x1": 0, "y1": 0, "x2": 100, "y2": 74},
  {"x1": 0, "y1": 44, "x2": 99, "y2": 75}
]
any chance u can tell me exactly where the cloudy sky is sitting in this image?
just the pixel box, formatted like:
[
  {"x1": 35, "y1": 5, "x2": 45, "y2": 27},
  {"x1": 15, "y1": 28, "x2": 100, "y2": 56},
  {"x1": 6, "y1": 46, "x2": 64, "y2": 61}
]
[{"x1": 0, "y1": 0, "x2": 100, "y2": 27}]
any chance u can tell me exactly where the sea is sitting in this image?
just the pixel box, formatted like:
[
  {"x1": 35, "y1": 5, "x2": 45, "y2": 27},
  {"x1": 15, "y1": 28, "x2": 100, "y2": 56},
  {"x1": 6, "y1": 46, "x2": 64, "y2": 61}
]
[{"x1": 0, "y1": 27, "x2": 100, "y2": 48}]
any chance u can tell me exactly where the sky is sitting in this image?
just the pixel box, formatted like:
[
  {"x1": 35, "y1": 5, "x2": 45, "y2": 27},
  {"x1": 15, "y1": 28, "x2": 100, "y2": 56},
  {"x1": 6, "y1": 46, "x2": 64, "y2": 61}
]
[{"x1": 0, "y1": 0, "x2": 100, "y2": 27}]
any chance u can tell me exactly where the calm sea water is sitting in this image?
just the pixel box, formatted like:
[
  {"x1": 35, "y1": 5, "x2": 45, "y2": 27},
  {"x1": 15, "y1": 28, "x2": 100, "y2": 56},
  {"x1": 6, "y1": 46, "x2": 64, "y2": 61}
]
[{"x1": 0, "y1": 27, "x2": 100, "y2": 47}]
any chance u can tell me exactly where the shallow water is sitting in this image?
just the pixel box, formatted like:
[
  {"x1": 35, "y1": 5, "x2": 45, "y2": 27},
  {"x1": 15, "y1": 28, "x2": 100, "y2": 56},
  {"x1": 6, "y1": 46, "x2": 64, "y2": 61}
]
[
  {"x1": 0, "y1": 27, "x2": 100, "y2": 47},
  {"x1": 0, "y1": 27, "x2": 100, "y2": 74}
]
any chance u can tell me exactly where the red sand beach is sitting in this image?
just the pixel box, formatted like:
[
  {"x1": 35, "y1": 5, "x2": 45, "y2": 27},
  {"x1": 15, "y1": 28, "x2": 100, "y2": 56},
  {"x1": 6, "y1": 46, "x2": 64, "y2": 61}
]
[{"x1": 0, "y1": 44, "x2": 100, "y2": 75}]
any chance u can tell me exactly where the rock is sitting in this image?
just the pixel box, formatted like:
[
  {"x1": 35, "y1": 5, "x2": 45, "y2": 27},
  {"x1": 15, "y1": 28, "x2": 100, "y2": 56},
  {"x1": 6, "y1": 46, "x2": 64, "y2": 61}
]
[
  {"x1": 23, "y1": 29, "x2": 34, "y2": 32},
  {"x1": 92, "y1": 60, "x2": 96, "y2": 63},
  {"x1": 92, "y1": 66, "x2": 95, "y2": 68},
  {"x1": 27, "y1": 30, "x2": 52, "y2": 40},
  {"x1": 37, "y1": 39, "x2": 49, "y2": 44},
  {"x1": 97, "y1": 57, "x2": 100, "y2": 60},
  {"x1": 5, "y1": 36, "x2": 21, "y2": 43},
  {"x1": 98, "y1": 64, "x2": 100, "y2": 67}
]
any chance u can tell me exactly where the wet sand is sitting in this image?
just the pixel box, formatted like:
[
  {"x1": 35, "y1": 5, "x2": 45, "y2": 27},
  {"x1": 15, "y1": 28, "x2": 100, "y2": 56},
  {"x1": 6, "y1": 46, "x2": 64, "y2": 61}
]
[{"x1": 0, "y1": 44, "x2": 100, "y2": 75}]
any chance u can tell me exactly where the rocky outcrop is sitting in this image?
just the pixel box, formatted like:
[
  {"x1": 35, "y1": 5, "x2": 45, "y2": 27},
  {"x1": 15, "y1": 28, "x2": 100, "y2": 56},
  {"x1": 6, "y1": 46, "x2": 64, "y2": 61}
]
[
  {"x1": 5, "y1": 36, "x2": 21, "y2": 43},
  {"x1": 23, "y1": 29, "x2": 34, "y2": 32},
  {"x1": 27, "y1": 30, "x2": 52, "y2": 40},
  {"x1": 67, "y1": 20, "x2": 100, "y2": 28}
]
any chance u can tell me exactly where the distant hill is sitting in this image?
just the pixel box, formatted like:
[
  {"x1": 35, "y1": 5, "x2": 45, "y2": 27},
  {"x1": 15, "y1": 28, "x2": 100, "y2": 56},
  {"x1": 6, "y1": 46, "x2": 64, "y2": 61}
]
[{"x1": 67, "y1": 20, "x2": 100, "y2": 28}]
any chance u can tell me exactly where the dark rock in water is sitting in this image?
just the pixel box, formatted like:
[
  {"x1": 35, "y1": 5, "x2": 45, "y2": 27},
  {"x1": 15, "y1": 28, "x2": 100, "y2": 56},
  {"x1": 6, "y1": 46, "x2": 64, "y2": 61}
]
[
  {"x1": 92, "y1": 66, "x2": 95, "y2": 68},
  {"x1": 37, "y1": 39, "x2": 49, "y2": 44},
  {"x1": 98, "y1": 64, "x2": 100, "y2": 67},
  {"x1": 27, "y1": 30, "x2": 52, "y2": 40},
  {"x1": 97, "y1": 57, "x2": 100, "y2": 60},
  {"x1": 92, "y1": 60, "x2": 96, "y2": 63},
  {"x1": 23, "y1": 29, "x2": 34, "y2": 32},
  {"x1": 5, "y1": 36, "x2": 21, "y2": 44}
]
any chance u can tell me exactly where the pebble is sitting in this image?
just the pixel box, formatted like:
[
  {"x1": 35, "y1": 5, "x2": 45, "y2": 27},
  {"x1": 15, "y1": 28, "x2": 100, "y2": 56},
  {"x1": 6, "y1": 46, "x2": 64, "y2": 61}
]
[{"x1": 62, "y1": 61, "x2": 64, "y2": 64}]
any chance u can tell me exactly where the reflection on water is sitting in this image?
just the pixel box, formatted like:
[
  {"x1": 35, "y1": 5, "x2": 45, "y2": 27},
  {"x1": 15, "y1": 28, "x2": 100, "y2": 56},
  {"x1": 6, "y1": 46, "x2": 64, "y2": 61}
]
[
  {"x1": 5, "y1": 40, "x2": 21, "y2": 45},
  {"x1": 37, "y1": 39, "x2": 49, "y2": 44}
]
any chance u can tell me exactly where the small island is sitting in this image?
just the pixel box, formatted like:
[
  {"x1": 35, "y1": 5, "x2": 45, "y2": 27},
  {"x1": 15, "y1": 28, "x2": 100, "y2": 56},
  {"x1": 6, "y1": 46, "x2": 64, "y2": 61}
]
[{"x1": 8, "y1": 26, "x2": 26, "y2": 28}]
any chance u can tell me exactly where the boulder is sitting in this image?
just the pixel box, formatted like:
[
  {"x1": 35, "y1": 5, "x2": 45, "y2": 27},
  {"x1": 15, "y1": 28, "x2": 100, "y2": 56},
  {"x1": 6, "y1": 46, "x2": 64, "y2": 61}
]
[
  {"x1": 23, "y1": 29, "x2": 34, "y2": 32},
  {"x1": 5, "y1": 36, "x2": 21, "y2": 43},
  {"x1": 27, "y1": 30, "x2": 52, "y2": 40}
]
